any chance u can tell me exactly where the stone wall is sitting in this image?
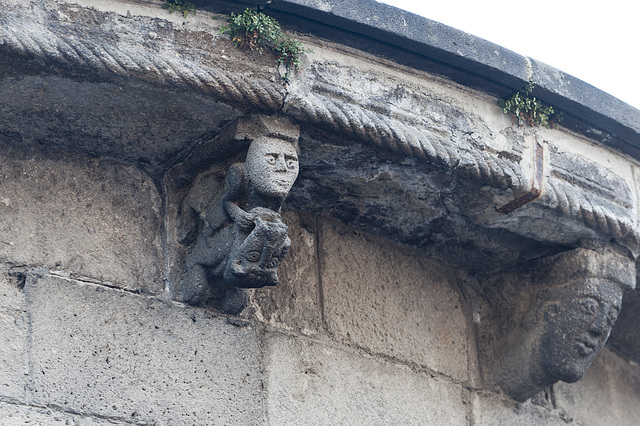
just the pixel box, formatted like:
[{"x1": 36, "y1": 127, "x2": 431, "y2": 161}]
[
  {"x1": 2, "y1": 194, "x2": 640, "y2": 424},
  {"x1": 2, "y1": 0, "x2": 640, "y2": 425}
]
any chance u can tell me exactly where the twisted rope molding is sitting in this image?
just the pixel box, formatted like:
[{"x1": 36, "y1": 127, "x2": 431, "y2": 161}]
[
  {"x1": 544, "y1": 179, "x2": 638, "y2": 248},
  {"x1": 286, "y1": 90, "x2": 521, "y2": 186},
  {"x1": 285, "y1": 89, "x2": 640, "y2": 251},
  {"x1": 0, "y1": 6, "x2": 285, "y2": 112},
  {"x1": 1, "y1": 3, "x2": 637, "y2": 251}
]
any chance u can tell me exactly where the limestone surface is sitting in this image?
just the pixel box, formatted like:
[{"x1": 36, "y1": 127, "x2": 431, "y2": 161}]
[
  {"x1": 0, "y1": 139, "x2": 163, "y2": 293},
  {"x1": 319, "y1": 219, "x2": 470, "y2": 381},
  {"x1": 26, "y1": 274, "x2": 263, "y2": 425},
  {"x1": 0, "y1": 266, "x2": 27, "y2": 402},
  {"x1": 265, "y1": 333, "x2": 469, "y2": 425},
  {"x1": 554, "y1": 348, "x2": 640, "y2": 426}
]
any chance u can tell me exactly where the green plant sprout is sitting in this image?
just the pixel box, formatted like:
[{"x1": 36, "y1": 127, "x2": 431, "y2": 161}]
[
  {"x1": 220, "y1": 9, "x2": 313, "y2": 83},
  {"x1": 221, "y1": 9, "x2": 282, "y2": 54},
  {"x1": 499, "y1": 82, "x2": 563, "y2": 128},
  {"x1": 274, "y1": 36, "x2": 308, "y2": 73},
  {"x1": 162, "y1": 0, "x2": 196, "y2": 19}
]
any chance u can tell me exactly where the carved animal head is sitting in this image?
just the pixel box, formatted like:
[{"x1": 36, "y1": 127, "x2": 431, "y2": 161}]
[{"x1": 224, "y1": 216, "x2": 291, "y2": 288}]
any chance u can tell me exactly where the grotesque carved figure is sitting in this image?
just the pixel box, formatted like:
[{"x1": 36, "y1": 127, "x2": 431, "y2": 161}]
[
  {"x1": 493, "y1": 247, "x2": 635, "y2": 401},
  {"x1": 538, "y1": 279, "x2": 622, "y2": 384},
  {"x1": 177, "y1": 120, "x2": 300, "y2": 314},
  {"x1": 224, "y1": 208, "x2": 291, "y2": 289}
]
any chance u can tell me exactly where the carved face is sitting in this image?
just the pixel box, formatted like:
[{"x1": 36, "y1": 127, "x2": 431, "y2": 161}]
[
  {"x1": 245, "y1": 138, "x2": 299, "y2": 198},
  {"x1": 224, "y1": 215, "x2": 291, "y2": 288},
  {"x1": 539, "y1": 278, "x2": 623, "y2": 383}
]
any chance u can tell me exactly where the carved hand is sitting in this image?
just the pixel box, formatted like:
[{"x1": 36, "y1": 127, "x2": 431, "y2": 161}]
[{"x1": 234, "y1": 209, "x2": 256, "y2": 231}]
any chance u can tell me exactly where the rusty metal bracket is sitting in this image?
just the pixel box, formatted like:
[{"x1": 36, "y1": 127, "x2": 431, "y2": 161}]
[{"x1": 497, "y1": 135, "x2": 545, "y2": 214}]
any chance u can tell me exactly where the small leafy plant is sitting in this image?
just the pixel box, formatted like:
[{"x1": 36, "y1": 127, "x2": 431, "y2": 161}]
[
  {"x1": 221, "y1": 9, "x2": 282, "y2": 54},
  {"x1": 162, "y1": 0, "x2": 196, "y2": 19},
  {"x1": 220, "y1": 9, "x2": 312, "y2": 82},
  {"x1": 274, "y1": 36, "x2": 308, "y2": 75},
  {"x1": 499, "y1": 82, "x2": 563, "y2": 128}
]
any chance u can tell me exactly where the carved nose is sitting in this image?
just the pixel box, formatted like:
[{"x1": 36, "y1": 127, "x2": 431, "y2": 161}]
[
  {"x1": 589, "y1": 312, "x2": 609, "y2": 337},
  {"x1": 274, "y1": 156, "x2": 287, "y2": 171}
]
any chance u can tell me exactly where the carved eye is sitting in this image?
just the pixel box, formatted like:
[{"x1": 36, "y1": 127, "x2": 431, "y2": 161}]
[
  {"x1": 245, "y1": 251, "x2": 261, "y2": 262},
  {"x1": 265, "y1": 154, "x2": 277, "y2": 165},
  {"x1": 266, "y1": 259, "x2": 278, "y2": 268},
  {"x1": 286, "y1": 158, "x2": 298, "y2": 169},
  {"x1": 578, "y1": 297, "x2": 599, "y2": 317}
]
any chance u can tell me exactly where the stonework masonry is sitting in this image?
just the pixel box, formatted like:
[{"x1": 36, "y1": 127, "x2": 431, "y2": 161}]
[
  {"x1": 3, "y1": 214, "x2": 640, "y2": 424},
  {"x1": 1, "y1": 0, "x2": 640, "y2": 424}
]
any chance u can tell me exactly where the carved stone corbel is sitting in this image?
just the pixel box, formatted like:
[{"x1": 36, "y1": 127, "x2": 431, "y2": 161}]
[
  {"x1": 486, "y1": 245, "x2": 636, "y2": 401},
  {"x1": 174, "y1": 116, "x2": 300, "y2": 314}
]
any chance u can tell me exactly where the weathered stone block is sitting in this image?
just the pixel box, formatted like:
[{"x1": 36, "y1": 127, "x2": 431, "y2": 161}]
[
  {"x1": 0, "y1": 142, "x2": 162, "y2": 293},
  {"x1": 251, "y1": 211, "x2": 322, "y2": 334},
  {"x1": 27, "y1": 274, "x2": 262, "y2": 425},
  {"x1": 0, "y1": 266, "x2": 27, "y2": 401},
  {"x1": 319, "y1": 219, "x2": 469, "y2": 381},
  {"x1": 554, "y1": 347, "x2": 640, "y2": 425},
  {"x1": 264, "y1": 333, "x2": 468, "y2": 425},
  {"x1": 470, "y1": 391, "x2": 568, "y2": 425},
  {"x1": 0, "y1": 401, "x2": 125, "y2": 425}
]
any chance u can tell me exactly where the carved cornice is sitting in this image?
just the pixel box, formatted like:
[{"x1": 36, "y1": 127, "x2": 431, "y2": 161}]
[
  {"x1": 284, "y1": 85, "x2": 522, "y2": 189},
  {"x1": 1, "y1": 0, "x2": 638, "y2": 254},
  {"x1": 285, "y1": 75, "x2": 640, "y2": 255},
  {"x1": 0, "y1": 1, "x2": 285, "y2": 112}
]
